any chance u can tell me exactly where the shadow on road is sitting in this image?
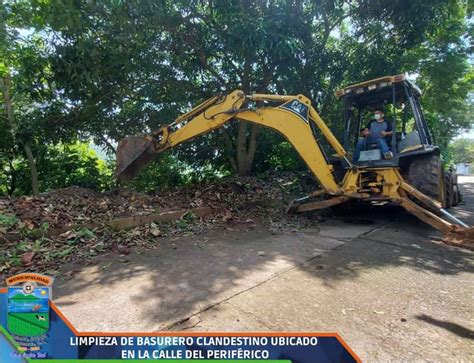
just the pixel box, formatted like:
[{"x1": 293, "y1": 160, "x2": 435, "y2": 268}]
[{"x1": 416, "y1": 314, "x2": 474, "y2": 340}]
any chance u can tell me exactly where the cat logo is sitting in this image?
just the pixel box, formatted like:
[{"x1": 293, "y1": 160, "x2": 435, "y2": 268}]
[{"x1": 280, "y1": 100, "x2": 309, "y2": 123}]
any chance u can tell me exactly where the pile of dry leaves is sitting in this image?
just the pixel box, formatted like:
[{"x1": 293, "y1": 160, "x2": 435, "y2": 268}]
[{"x1": 0, "y1": 172, "x2": 322, "y2": 280}]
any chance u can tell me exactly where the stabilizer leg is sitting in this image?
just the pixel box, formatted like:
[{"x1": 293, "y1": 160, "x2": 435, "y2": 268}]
[
  {"x1": 287, "y1": 190, "x2": 348, "y2": 213},
  {"x1": 399, "y1": 182, "x2": 474, "y2": 250},
  {"x1": 293, "y1": 196, "x2": 349, "y2": 213}
]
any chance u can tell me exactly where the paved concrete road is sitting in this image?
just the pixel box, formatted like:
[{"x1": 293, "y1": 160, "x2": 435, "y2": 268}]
[{"x1": 55, "y1": 176, "x2": 474, "y2": 362}]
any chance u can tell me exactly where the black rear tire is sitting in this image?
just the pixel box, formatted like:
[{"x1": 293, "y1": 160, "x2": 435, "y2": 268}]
[
  {"x1": 407, "y1": 154, "x2": 446, "y2": 208},
  {"x1": 452, "y1": 184, "x2": 460, "y2": 206}
]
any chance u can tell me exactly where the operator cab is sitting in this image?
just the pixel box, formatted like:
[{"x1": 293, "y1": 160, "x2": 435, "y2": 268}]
[{"x1": 336, "y1": 74, "x2": 438, "y2": 168}]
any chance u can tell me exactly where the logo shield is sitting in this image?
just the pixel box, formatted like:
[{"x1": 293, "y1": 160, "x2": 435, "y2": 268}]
[{"x1": 7, "y1": 283, "x2": 51, "y2": 337}]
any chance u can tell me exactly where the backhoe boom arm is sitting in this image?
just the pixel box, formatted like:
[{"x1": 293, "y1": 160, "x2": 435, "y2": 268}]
[{"x1": 116, "y1": 90, "x2": 348, "y2": 194}]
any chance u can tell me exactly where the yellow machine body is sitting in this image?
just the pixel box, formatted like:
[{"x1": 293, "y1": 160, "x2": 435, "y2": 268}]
[{"x1": 116, "y1": 89, "x2": 473, "y2": 249}]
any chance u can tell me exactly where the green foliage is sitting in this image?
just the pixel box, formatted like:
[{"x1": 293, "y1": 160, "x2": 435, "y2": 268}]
[
  {"x1": 122, "y1": 149, "x2": 235, "y2": 193},
  {"x1": 447, "y1": 138, "x2": 474, "y2": 165},
  {"x1": 36, "y1": 142, "x2": 112, "y2": 192},
  {"x1": 0, "y1": 142, "x2": 112, "y2": 195},
  {"x1": 0, "y1": 213, "x2": 18, "y2": 228},
  {"x1": 252, "y1": 130, "x2": 307, "y2": 173},
  {"x1": 175, "y1": 211, "x2": 197, "y2": 230},
  {"x1": 120, "y1": 154, "x2": 186, "y2": 193},
  {"x1": 1, "y1": 1, "x2": 472, "y2": 194}
]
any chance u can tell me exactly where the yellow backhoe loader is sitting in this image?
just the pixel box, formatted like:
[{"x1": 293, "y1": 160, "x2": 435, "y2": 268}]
[{"x1": 115, "y1": 75, "x2": 473, "y2": 249}]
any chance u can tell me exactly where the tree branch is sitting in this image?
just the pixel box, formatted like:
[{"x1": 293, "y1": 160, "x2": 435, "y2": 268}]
[
  {"x1": 220, "y1": 128, "x2": 237, "y2": 172},
  {"x1": 96, "y1": 134, "x2": 117, "y2": 154}
]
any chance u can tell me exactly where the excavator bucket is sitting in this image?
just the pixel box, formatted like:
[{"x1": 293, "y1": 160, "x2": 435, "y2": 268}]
[{"x1": 115, "y1": 136, "x2": 156, "y2": 181}]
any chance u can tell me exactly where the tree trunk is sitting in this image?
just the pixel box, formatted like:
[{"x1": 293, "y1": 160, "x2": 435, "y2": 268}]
[
  {"x1": 233, "y1": 56, "x2": 257, "y2": 176},
  {"x1": 1, "y1": 74, "x2": 40, "y2": 197},
  {"x1": 220, "y1": 129, "x2": 237, "y2": 173},
  {"x1": 236, "y1": 122, "x2": 260, "y2": 176},
  {"x1": 7, "y1": 157, "x2": 16, "y2": 196},
  {"x1": 233, "y1": 61, "x2": 275, "y2": 176},
  {"x1": 23, "y1": 143, "x2": 40, "y2": 196},
  {"x1": 236, "y1": 121, "x2": 249, "y2": 175}
]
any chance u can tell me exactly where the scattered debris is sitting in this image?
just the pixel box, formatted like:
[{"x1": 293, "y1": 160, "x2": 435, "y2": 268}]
[
  {"x1": 149, "y1": 222, "x2": 161, "y2": 237},
  {"x1": 115, "y1": 245, "x2": 131, "y2": 255},
  {"x1": 21, "y1": 252, "x2": 35, "y2": 266},
  {"x1": 101, "y1": 262, "x2": 113, "y2": 270},
  {"x1": 443, "y1": 227, "x2": 474, "y2": 250},
  {"x1": 0, "y1": 172, "x2": 322, "y2": 280}
]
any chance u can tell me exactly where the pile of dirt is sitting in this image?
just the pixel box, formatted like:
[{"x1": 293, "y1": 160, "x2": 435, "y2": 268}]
[
  {"x1": 1, "y1": 172, "x2": 315, "y2": 231},
  {"x1": 0, "y1": 172, "x2": 322, "y2": 280}
]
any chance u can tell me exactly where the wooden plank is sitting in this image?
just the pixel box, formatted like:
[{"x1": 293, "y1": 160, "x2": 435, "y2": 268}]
[
  {"x1": 106, "y1": 207, "x2": 213, "y2": 231},
  {"x1": 295, "y1": 196, "x2": 349, "y2": 213},
  {"x1": 240, "y1": 198, "x2": 282, "y2": 209}
]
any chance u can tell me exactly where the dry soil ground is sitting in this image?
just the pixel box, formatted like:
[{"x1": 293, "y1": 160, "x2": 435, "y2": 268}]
[{"x1": 54, "y1": 176, "x2": 474, "y2": 362}]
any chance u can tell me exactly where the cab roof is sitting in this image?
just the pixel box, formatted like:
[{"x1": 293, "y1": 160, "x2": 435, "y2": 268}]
[
  {"x1": 335, "y1": 74, "x2": 422, "y2": 108},
  {"x1": 335, "y1": 74, "x2": 421, "y2": 98}
]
